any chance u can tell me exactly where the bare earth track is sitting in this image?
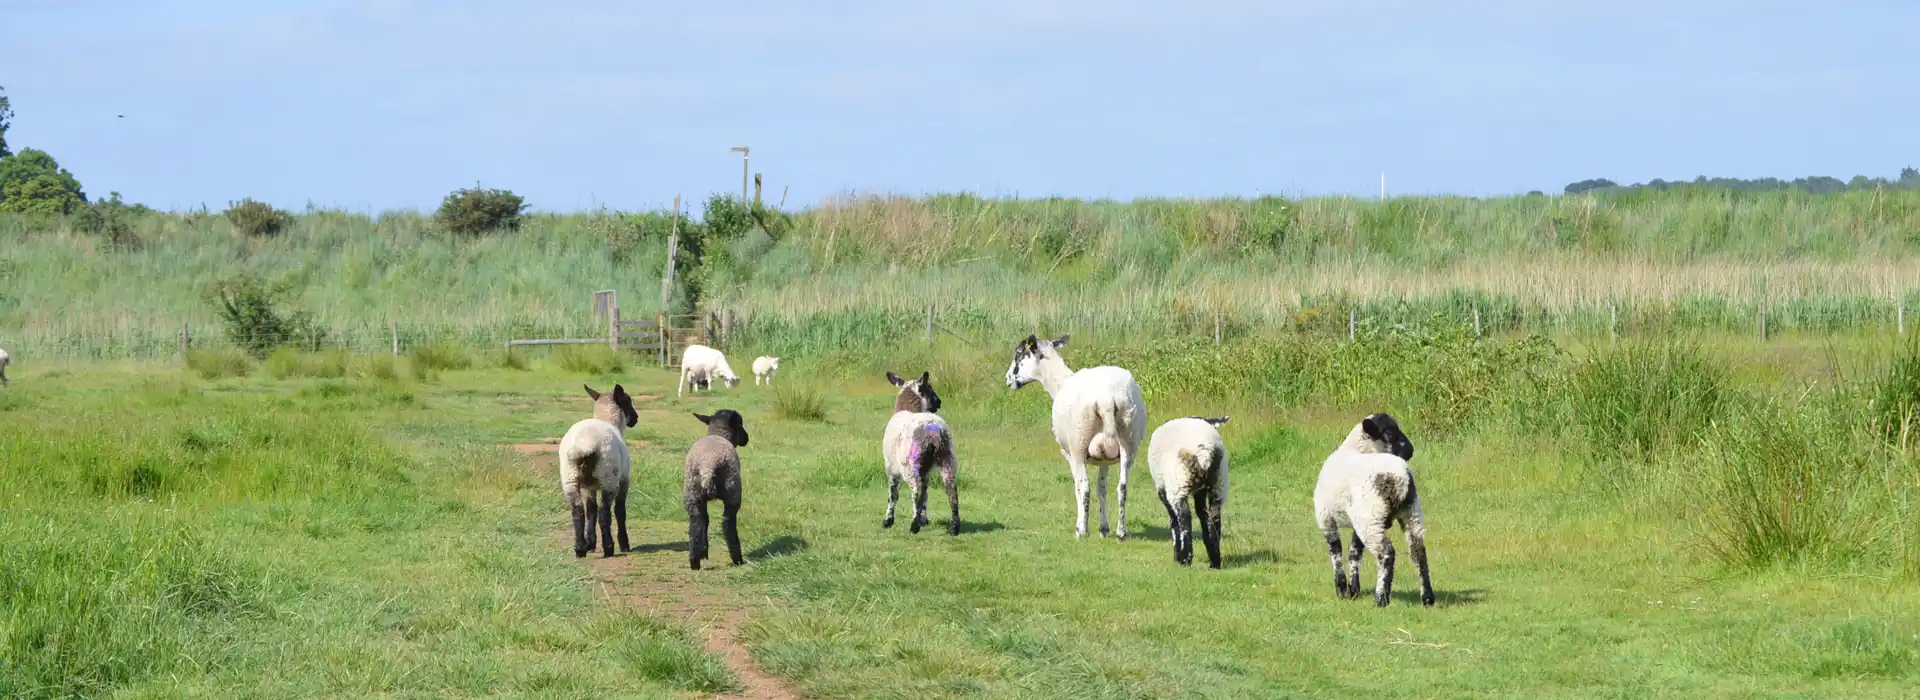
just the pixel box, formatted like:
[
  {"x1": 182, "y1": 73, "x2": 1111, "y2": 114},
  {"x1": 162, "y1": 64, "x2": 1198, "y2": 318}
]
[{"x1": 517, "y1": 447, "x2": 799, "y2": 700}]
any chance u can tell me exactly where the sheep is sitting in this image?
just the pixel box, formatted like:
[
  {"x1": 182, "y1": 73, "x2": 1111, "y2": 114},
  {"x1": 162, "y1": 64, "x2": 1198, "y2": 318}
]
[
  {"x1": 559, "y1": 384, "x2": 638, "y2": 558},
  {"x1": 1147, "y1": 416, "x2": 1230, "y2": 568},
  {"x1": 1003, "y1": 334, "x2": 1147, "y2": 540},
  {"x1": 1313, "y1": 412, "x2": 1434, "y2": 607},
  {"x1": 684, "y1": 409, "x2": 751, "y2": 570},
  {"x1": 677, "y1": 344, "x2": 741, "y2": 396},
  {"x1": 752, "y1": 356, "x2": 781, "y2": 386},
  {"x1": 881, "y1": 370, "x2": 959, "y2": 536},
  {"x1": 0, "y1": 347, "x2": 9, "y2": 387}
]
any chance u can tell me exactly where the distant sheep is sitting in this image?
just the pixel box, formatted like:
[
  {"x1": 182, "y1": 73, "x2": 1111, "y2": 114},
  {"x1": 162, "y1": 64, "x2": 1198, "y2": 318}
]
[
  {"x1": 559, "y1": 384, "x2": 638, "y2": 558},
  {"x1": 678, "y1": 344, "x2": 741, "y2": 396},
  {"x1": 1313, "y1": 413, "x2": 1434, "y2": 607},
  {"x1": 0, "y1": 348, "x2": 9, "y2": 387},
  {"x1": 1004, "y1": 334, "x2": 1147, "y2": 539},
  {"x1": 881, "y1": 370, "x2": 959, "y2": 536},
  {"x1": 684, "y1": 409, "x2": 751, "y2": 570},
  {"x1": 1147, "y1": 416, "x2": 1230, "y2": 568},
  {"x1": 752, "y1": 356, "x2": 781, "y2": 386}
]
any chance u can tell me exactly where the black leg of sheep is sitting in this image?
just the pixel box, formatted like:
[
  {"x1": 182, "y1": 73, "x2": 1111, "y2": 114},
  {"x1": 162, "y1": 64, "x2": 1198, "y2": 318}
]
[
  {"x1": 571, "y1": 501, "x2": 591, "y2": 558},
  {"x1": 688, "y1": 500, "x2": 710, "y2": 570},
  {"x1": 614, "y1": 482, "x2": 631, "y2": 554},
  {"x1": 940, "y1": 459, "x2": 960, "y2": 537},
  {"x1": 1194, "y1": 489, "x2": 1223, "y2": 570},
  {"x1": 597, "y1": 493, "x2": 616, "y2": 559},
  {"x1": 721, "y1": 496, "x2": 744, "y2": 566}
]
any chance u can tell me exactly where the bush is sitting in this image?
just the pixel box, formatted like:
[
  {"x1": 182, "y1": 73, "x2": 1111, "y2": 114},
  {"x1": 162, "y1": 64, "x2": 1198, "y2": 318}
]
[
  {"x1": 773, "y1": 381, "x2": 827, "y2": 422},
  {"x1": 435, "y1": 185, "x2": 526, "y2": 235},
  {"x1": 224, "y1": 198, "x2": 292, "y2": 238},
  {"x1": 72, "y1": 191, "x2": 144, "y2": 248},
  {"x1": 185, "y1": 347, "x2": 253, "y2": 379},
  {"x1": 205, "y1": 272, "x2": 327, "y2": 358}
]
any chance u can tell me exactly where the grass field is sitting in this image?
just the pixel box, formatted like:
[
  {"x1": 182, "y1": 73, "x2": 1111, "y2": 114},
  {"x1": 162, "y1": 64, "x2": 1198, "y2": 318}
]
[{"x1": 6, "y1": 326, "x2": 1917, "y2": 698}]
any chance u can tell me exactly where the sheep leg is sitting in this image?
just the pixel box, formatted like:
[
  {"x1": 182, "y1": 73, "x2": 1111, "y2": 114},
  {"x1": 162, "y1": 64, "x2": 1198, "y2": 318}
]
[
  {"x1": 570, "y1": 498, "x2": 590, "y2": 558},
  {"x1": 1068, "y1": 455, "x2": 1091, "y2": 539},
  {"x1": 1360, "y1": 518, "x2": 1396, "y2": 607},
  {"x1": 1345, "y1": 533, "x2": 1367, "y2": 600},
  {"x1": 1318, "y1": 514, "x2": 1348, "y2": 597},
  {"x1": 1171, "y1": 497, "x2": 1194, "y2": 566},
  {"x1": 721, "y1": 493, "x2": 744, "y2": 566},
  {"x1": 677, "y1": 367, "x2": 687, "y2": 396},
  {"x1": 940, "y1": 456, "x2": 960, "y2": 537},
  {"x1": 1095, "y1": 463, "x2": 1111, "y2": 538},
  {"x1": 597, "y1": 490, "x2": 616, "y2": 559},
  {"x1": 1402, "y1": 511, "x2": 1435, "y2": 607},
  {"x1": 1115, "y1": 444, "x2": 1135, "y2": 541},
  {"x1": 908, "y1": 467, "x2": 930, "y2": 534},
  {"x1": 1157, "y1": 487, "x2": 1179, "y2": 563},
  {"x1": 688, "y1": 499, "x2": 710, "y2": 570},
  {"x1": 883, "y1": 473, "x2": 900, "y2": 528},
  {"x1": 614, "y1": 481, "x2": 631, "y2": 554},
  {"x1": 1195, "y1": 488, "x2": 1223, "y2": 570},
  {"x1": 582, "y1": 492, "x2": 600, "y2": 553}
]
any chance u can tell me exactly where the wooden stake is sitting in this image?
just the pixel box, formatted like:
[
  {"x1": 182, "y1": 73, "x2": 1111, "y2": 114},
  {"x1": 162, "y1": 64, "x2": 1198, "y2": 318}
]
[
  {"x1": 180, "y1": 323, "x2": 190, "y2": 358},
  {"x1": 1348, "y1": 309, "x2": 1356, "y2": 342},
  {"x1": 1213, "y1": 312, "x2": 1222, "y2": 345},
  {"x1": 1900, "y1": 297, "x2": 1906, "y2": 335},
  {"x1": 660, "y1": 195, "x2": 681, "y2": 314},
  {"x1": 1759, "y1": 306, "x2": 1768, "y2": 342},
  {"x1": 1610, "y1": 303, "x2": 1618, "y2": 345},
  {"x1": 1473, "y1": 308, "x2": 1481, "y2": 339},
  {"x1": 925, "y1": 306, "x2": 935, "y2": 347},
  {"x1": 391, "y1": 320, "x2": 399, "y2": 357}
]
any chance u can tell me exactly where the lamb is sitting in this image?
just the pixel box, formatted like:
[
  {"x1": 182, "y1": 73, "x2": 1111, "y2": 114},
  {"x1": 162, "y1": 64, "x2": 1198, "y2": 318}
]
[
  {"x1": 752, "y1": 356, "x2": 780, "y2": 386},
  {"x1": 1147, "y1": 416, "x2": 1230, "y2": 568},
  {"x1": 684, "y1": 409, "x2": 751, "y2": 570},
  {"x1": 1313, "y1": 412, "x2": 1434, "y2": 607},
  {"x1": 881, "y1": 370, "x2": 959, "y2": 536},
  {"x1": 677, "y1": 344, "x2": 741, "y2": 396},
  {"x1": 0, "y1": 347, "x2": 9, "y2": 387},
  {"x1": 1003, "y1": 334, "x2": 1147, "y2": 539},
  {"x1": 559, "y1": 384, "x2": 638, "y2": 558}
]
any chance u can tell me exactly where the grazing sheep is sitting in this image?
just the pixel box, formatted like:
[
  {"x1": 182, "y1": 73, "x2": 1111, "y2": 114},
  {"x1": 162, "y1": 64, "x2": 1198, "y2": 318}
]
[
  {"x1": 1147, "y1": 416, "x2": 1230, "y2": 568},
  {"x1": 1003, "y1": 334, "x2": 1147, "y2": 540},
  {"x1": 559, "y1": 384, "x2": 639, "y2": 558},
  {"x1": 881, "y1": 370, "x2": 959, "y2": 536},
  {"x1": 684, "y1": 409, "x2": 751, "y2": 570},
  {"x1": 678, "y1": 344, "x2": 741, "y2": 396},
  {"x1": 752, "y1": 356, "x2": 781, "y2": 386},
  {"x1": 1314, "y1": 412, "x2": 1434, "y2": 607},
  {"x1": 0, "y1": 348, "x2": 9, "y2": 387}
]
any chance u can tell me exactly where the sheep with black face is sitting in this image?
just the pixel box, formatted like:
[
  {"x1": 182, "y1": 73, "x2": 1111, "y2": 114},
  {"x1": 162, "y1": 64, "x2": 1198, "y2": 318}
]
[
  {"x1": 1146, "y1": 415, "x2": 1230, "y2": 568},
  {"x1": 559, "y1": 384, "x2": 639, "y2": 558},
  {"x1": 881, "y1": 370, "x2": 959, "y2": 536},
  {"x1": 1313, "y1": 412, "x2": 1434, "y2": 607},
  {"x1": 684, "y1": 409, "x2": 751, "y2": 570}
]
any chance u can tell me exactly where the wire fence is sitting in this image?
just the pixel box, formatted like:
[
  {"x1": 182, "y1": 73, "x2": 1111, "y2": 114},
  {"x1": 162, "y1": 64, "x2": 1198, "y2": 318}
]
[{"x1": 4, "y1": 298, "x2": 1914, "y2": 364}]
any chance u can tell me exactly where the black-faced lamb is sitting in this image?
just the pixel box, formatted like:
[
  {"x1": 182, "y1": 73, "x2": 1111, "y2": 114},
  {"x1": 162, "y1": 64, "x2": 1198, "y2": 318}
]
[
  {"x1": 1313, "y1": 412, "x2": 1434, "y2": 607},
  {"x1": 684, "y1": 409, "x2": 750, "y2": 570},
  {"x1": 559, "y1": 384, "x2": 638, "y2": 558},
  {"x1": 881, "y1": 370, "x2": 959, "y2": 536},
  {"x1": 1004, "y1": 334, "x2": 1147, "y2": 539},
  {"x1": 1147, "y1": 416, "x2": 1230, "y2": 568}
]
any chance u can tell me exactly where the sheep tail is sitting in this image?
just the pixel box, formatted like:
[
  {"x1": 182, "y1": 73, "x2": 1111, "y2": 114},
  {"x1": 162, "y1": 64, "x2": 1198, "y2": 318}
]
[
  {"x1": 1180, "y1": 444, "x2": 1222, "y2": 490},
  {"x1": 1372, "y1": 471, "x2": 1413, "y2": 512},
  {"x1": 1087, "y1": 398, "x2": 1124, "y2": 461},
  {"x1": 909, "y1": 423, "x2": 951, "y2": 469}
]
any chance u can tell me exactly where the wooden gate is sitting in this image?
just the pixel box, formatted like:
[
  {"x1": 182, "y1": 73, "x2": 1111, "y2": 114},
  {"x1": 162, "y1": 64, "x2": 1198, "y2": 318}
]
[{"x1": 661, "y1": 311, "x2": 732, "y2": 368}]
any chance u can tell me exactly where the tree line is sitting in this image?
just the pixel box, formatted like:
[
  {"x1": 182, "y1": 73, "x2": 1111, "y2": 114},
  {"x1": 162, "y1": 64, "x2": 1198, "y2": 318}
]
[{"x1": 1563, "y1": 167, "x2": 1920, "y2": 196}]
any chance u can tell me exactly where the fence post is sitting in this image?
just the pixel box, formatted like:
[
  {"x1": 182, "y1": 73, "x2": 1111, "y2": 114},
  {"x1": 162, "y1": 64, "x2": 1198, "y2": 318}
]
[
  {"x1": 1348, "y1": 309, "x2": 1356, "y2": 342},
  {"x1": 391, "y1": 320, "x2": 399, "y2": 357},
  {"x1": 1473, "y1": 307, "x2": 1481, "y2": 339},
  {"x1": 1213, "y1": 311, "x2": 1222, "y2": 345},
  {"x1": 180, "y1": 323, "x2": 190, "y2": 358},
  {"x1": 925, "y1": 306, "x2": 934, "y2": 347},
  {"x1": 609, "y1": 299, "x2": 621, "y2": 352},
  {"x1": 1900, "y1": 297, "x2": 1907, "y2": 335},
  {"x1": 1610, "y1": 303, "x2": 1618, "y2": 345},
  {"x1": 1759, "y1": 305, "x2": 1768, "y2": 342},
  {"x1": 657, "y1": 310, "x2": 667, "y2": 367}
]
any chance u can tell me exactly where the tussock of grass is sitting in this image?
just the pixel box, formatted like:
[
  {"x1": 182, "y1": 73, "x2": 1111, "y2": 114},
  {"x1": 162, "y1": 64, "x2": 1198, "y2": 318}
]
[
  {"x1": 185, "y1": 347, "x2": 252, "y2": 379},
  {"x1": 774, "y1": 381, "x2": 828, "y2": 422},
  {"x1": 554, "y1": 345, "x2": 624, "y2": 375}
]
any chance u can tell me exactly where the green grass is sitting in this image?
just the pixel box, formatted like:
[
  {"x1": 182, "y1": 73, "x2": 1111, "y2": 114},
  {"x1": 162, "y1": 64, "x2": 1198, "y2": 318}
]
[{"x1": 9, "y1": 329, "x2": 1912, "y2": 697}]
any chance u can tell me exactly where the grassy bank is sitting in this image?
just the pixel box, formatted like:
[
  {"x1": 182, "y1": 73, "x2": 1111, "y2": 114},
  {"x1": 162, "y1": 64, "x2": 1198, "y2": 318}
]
[
  {"x1": 4, "y1": 190, "x2": 1920, "y2": 360},
  {"x1": 5, "y1": 327, "x2": 1916, "y2": 697}
]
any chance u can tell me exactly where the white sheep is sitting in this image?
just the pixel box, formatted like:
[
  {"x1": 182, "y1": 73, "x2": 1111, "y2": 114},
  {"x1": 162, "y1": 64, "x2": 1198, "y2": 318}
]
[
  {"x1": 1003, "y1": 334, "x2": 1147, "y2": 539},
  {"x1": 685, "y1": 409, "x2": 750, "y2": 570},
  {"x1": 0, "y1": 348, "x2": 9, "y2": 387},
  {"x1": 881, "y1": 370, "x2": 959, "y2": 536},
  {"x1": 1147, "y1": 416, "x2": 1230, "y2": 568},
  {"x1": 1314, "y1": 412, "x2": 1434, "y2": 607},
  {"x1": 752, "y1": 356, "x2": 781, "y2": 386},
  {"x1": 677, "y1": 344, "x2": 741, "y2": 396},
  {"x1": 559, "y1": 384, "x2": 638, "y2": 558}
]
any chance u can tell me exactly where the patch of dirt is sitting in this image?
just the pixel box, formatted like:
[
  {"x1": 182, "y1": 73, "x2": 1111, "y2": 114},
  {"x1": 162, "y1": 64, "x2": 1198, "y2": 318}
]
[{"x1": 521, "y1": 452, "x2": 798, "y2": 700}]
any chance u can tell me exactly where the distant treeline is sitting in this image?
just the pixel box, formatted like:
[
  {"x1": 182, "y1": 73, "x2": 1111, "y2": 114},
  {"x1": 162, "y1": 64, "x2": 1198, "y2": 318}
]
[{"x1": 1563, "y1": 167, "x2": 1920, "y2": 196}]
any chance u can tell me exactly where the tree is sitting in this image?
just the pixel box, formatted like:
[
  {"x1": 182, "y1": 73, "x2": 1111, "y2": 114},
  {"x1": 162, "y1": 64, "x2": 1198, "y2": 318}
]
[
  {"x1": 0, "y1": 148, "x2": 86, "y2": 212},
  {"x1": 434, "y1": 185, "x2": 526, "y2": 235},
  {"x1": 0, "y1": 84, "x2": 12, "y2": 158},
  {"x1": 1902, "y1": 167, "x2": 1918, "y2": 183}
]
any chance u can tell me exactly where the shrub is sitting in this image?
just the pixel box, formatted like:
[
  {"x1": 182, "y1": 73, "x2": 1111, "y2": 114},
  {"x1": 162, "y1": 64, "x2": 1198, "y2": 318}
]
[
  {"x1": 435, "y1": 185, "x2": 526, "y2": 236},
  {"x1": 773, "y1": 381, "x2": 827, "y2": 422},
  {"x1": 224, "y1": 198, "x2": 292, "y2": 237},
  {"x1": 185, "y1": 347, "x2": 253, "y2": 379},
  {"x1": 205, "y1": 272, "x2": 327, "y2": 358},
  {"x1": 1565, "y1": 338, "x2": 1727, "y2": 477},
  {"x1": 72, "y1": 191, "x2": 144, "y2": 248}
]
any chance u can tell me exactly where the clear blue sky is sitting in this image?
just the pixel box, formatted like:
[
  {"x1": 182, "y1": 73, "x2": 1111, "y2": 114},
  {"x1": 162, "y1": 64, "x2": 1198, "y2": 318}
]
[{"x1": 2, "y1": 0, "x2": 1914, "y2": 213}]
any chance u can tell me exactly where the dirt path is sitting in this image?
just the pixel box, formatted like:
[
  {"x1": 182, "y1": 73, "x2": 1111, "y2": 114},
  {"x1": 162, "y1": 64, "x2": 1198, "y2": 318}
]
[{"x1": 519, "y1": 446, "x2": 800, "y2": 700}]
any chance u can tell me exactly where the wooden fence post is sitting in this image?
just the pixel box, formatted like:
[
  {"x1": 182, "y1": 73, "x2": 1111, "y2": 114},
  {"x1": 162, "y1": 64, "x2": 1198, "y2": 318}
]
[
  {"x1": 925, "y1": 306, "x2": 934, "y2": 347},
  {"x1": 1213, "y1": 311, "x2": 1222, "y2": 345},
  {"x1": 657, "y1": 310, "x2": 667, "y2": 367},
  {"x1": 1610, "y1": 303, "x2": 1618, "y2": 345},
  {"x1": 609, "y1": 299, "x2": 621, "y2": 351},
  {"x1": 391, "y1": 320, "x2": 399, "y2": 357},
  {"x1": 1473, "y1": 307, "x2": 1481, "y2": 339},
  {"x1": 180, "y1": 323, "x2": 190, "y2": 358},
  {"x1": 1758, "y1": 305, "x2": 1768, "y2": 342},
  {"x1": 1900, "y1": 297, "x2": 1906, "y2": 335},
  {"x1": 1348, "y1": 309, "x2": 1356, "y2": 342}
]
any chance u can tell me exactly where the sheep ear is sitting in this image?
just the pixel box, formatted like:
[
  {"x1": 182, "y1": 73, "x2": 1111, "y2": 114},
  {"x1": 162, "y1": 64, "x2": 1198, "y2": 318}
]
[
  {"x1": 584, "y1": 384, "x2": 602, "y2": 400},
  {"x1": 886, "y1": 372, "x2": 905, "y2": 387},
  {"x1": 918, "y1": 370, "x2": 930, "y2": 385},
  {"x1": 692, "y1": 412, "x2": 712, "y2": 424},
  {"x1": 612, "y1": 384, "x2": 628, "y2": 398},
  {"x1": 1050, "y1": 334, "x2": 1070, "y2": 348},
  {"x1": 1208, "y1": 416, "x2": 1230, "y2": 426},
  {"x1": 1019, "y1": 334, "x2": 1038, "y2": 350},
  {"x1": 1361, "y1": 415, "x2": 1384, "y2": 441}
]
